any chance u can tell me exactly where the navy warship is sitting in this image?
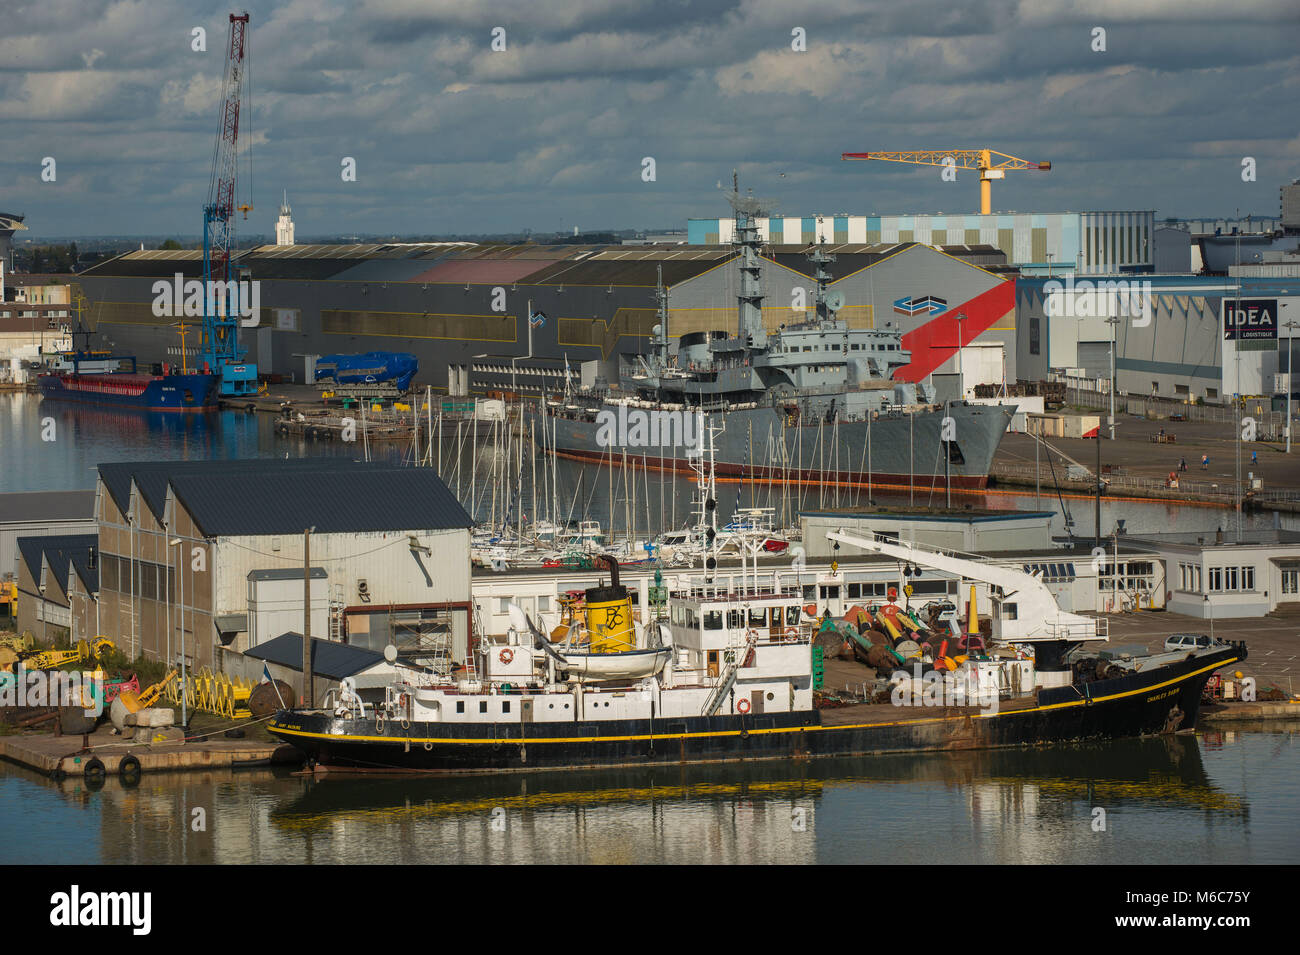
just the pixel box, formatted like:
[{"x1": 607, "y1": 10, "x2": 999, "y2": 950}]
[{"x1": 541, "y1": 182, "x2": 1012, "y2": 491}]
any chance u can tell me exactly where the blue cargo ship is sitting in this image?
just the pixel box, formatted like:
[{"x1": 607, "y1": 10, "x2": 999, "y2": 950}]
[{"x1": 38, "y1": 352, "x2": 219, "y2": 412}]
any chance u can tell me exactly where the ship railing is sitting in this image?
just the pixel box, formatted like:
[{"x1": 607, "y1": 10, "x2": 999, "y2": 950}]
[
  {"x1": 320, "y1": 686, "x2": 368, "y2": 720},
  {"x1": 1043, "y1": 617, "x2": 1108, "y2": 642}
]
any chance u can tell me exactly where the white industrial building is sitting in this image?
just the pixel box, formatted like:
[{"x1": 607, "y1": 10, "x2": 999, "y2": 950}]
[
  {"x1": 92, "y1": 459, "x2": 473, "y2": 674},
  {"x1": 688, "y1": 211, "x2": 1154, "y2": 274},
  {"x1": 1015, "y1": 275, "x2": 1299, "y2": 402},
  {"x1": 1127, "y1": 529, "x2": 1300, "y2": 619}
]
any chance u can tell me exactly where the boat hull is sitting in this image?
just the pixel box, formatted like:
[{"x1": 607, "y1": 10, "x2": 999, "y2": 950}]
[
  {"x1": 267, "y1": 646, "x2": 1243, "y2": 775},
  {"x1": 38, "y1": 371, "x2": 220, "y2": 412},
  {"x1": 542, "y1": 403, "x2": 1013, "y2": 491},
  {"x1": 562, "y1": 647, "x2": 672, "y2": 682}
]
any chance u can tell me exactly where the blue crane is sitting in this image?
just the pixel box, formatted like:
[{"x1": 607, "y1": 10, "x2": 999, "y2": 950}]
[{"x1": 200, "y1": 12, "x2": 259, "y2": 397}]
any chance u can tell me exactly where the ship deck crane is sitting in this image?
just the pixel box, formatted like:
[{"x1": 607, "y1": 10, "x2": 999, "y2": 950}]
[
  {"x1": 825, "y1": 530, "x2": 1101, "y2": 645},
  {"x1": 200, "y1": 12, "x2": 258, "y2": 397},
  {"x1": 840, "y1": 149, "x2": 1051, "y2": 215}
]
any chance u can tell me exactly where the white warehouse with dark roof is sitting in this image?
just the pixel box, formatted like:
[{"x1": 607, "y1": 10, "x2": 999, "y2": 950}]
[{"x1": 92, "y1": 458, "x2": 473, "y2": 675}]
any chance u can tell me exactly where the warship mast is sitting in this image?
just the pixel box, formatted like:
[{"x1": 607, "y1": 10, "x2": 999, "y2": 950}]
[{"x1": 726, "y1": 171, "x2": 773, "y2": 349}]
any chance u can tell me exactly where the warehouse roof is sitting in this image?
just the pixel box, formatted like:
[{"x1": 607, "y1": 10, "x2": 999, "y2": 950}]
[
  {"x1": 16, "y1": 534, "x2": 98, "y2": 596},
  {"x1": 245, "y1": 632, "x2": 385, "y2": 680},
  {"x1": 75, "y1": 238, "x2": 1014, "y2": 287},
  {"x1": 98, "y1": 457, "x2": 367, "y2": 523},
  {"x1": 0, "y1": 490, "x2": 95, "y2": 525},
  {"x1": 77, "y1": 241, "x2": 737, "y2": 288},
  {"x1": 167, "y1": 464, "x2": 473, "y2": 537}
]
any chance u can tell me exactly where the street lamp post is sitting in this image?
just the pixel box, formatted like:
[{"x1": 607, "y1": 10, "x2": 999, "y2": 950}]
[
  {"x1": 1282, "y1": 304, "x2": 1295, "y2": 454},
  {"x1": 1232, "y1": 284, "x2": 1242, "y2": 542},
  {"x1": 955, "y1": 312, "x2": 965, "y2": 401},
  {"x1": 168, "y1": 537, "x2": 187, "y2": 727},
  {"x1": 1106, "y1": 315, "x2": 1118, "y2": 440}
]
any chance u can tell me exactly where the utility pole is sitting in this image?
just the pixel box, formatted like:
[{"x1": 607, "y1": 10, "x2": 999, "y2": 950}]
[
  {"x1": 945, "y1": 398, "x2": 951, "y2": 510},
  {"x1": 1233, "y1": 285, "x2": 1242, "y2": 542},
  {"x1": 1094, "y1": 432, "x2": 1102, "y2": 550},
  {"x1": 955, "y1": 312, "x2": 965, "y2": 401},
  {"x1": 1034, "y1": 432, "x2": 1041, "y2": 509},
  {"x1": 303, "y1": 527, "x2": 313, "y2": 708},
  {"x1": 1106, "y1": 315, "x2": 1118, "y2": 440},
  {"x1": 1283, "y1": 308, "x2": 1295, "y2": 454}
]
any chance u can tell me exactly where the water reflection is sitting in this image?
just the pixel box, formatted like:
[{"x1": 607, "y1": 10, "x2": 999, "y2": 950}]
[
  {"x1": 3, "y1": 391, "x2": 1294, "y2": 539},
  {"x1": 2, "y1": 732, "x2": 1282, "y2": 865}
]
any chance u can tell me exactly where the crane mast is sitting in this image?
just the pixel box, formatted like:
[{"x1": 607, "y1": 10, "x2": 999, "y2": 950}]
[{"x1": 201, "y1": 12, "x2": 258, "y2": 396}]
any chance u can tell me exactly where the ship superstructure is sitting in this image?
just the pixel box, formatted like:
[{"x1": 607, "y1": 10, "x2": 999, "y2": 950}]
[{"x1": 542, "y1": 177, "x2": 1012, "y2": 491}]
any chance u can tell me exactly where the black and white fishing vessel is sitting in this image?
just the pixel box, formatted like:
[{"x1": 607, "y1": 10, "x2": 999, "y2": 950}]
[{"x1": 269, "y1": 529, "x2": 1245, "y2": 774}]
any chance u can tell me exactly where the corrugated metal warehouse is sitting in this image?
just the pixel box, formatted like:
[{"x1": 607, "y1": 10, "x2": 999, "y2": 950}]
[
  {"x1": 91, "y1": 458, "x2": 473, "y2": 672},
  {"x1": 1015, "y1": 276, "x2": 1299, "y2": 399},
  {"x1": 74, "y1": 239, "x2": 1023, "y2": 397}
]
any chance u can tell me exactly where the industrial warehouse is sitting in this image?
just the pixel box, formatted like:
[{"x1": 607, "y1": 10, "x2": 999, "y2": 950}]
[
  {"x1": 54, "y1": 179, "x2": 1297, "y2": 410},
  {"x1": 11, "y1": 459, "x2": 476, "y2": 676}
]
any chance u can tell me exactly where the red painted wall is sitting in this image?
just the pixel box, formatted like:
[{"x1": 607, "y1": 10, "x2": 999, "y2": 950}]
[{"x1": 894, "y1": 280, "x2": 1015, "y2": 383}]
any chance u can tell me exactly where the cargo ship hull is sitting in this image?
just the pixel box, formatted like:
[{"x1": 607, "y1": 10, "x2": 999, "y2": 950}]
[
  {"x1": 268, "y1": 645, "x2": 1242, "y2": 774},
  {"x1": 543, "y1": 403, "x2": 1013, "y2": 490},
  {"x1": 38, "y1": 371, "x2": 220, "y2": 412}
]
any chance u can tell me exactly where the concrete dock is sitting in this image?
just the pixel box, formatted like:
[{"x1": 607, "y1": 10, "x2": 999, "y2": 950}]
[
  {"x1": 0, "y1": 725, "x2": 298, "y2": 778},
  {"x1": 993, "y1": 418, "x2": 1300, "y2": 512}
]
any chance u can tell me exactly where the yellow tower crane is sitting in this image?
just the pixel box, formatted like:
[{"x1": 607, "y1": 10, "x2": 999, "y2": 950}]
[{"x1": 840, "y1": 149, "x2": 1051, "y2": 215}]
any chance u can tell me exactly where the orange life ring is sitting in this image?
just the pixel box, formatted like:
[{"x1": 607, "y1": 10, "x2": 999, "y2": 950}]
[
  {"x1": 499, "y1": 648, "x2": 515, "y2": 665},
  {"x1": 784, "y1": 627, "x2": 799, "y2": 643},
  {"x1": 737, "y1": 698, "x2": 751, "y2": 714}
]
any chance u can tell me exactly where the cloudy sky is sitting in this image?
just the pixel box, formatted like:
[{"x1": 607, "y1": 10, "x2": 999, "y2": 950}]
[{"x1": 3, "y1": 0, "x2": 1297, "y2": 238}]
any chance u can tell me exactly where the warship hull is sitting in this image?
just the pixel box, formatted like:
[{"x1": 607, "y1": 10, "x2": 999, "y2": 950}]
[
  {"x1": 268, "y1": 646, "x2": 1242, "y2": 775},
  {"x1": 543, "y1": 403, "x2": 1014, "y2": 490}
]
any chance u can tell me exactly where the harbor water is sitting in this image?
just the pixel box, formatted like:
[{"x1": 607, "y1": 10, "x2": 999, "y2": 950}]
[
  {"x1": 0, "y1": 728, "x2": 1295, "y2": 864},
  {"x1": 3, "y1": 394, "x2": 1298, "y2": 866},
  {"x1": 3, "y1": 394, "x2": 1296, "y2": 541}
]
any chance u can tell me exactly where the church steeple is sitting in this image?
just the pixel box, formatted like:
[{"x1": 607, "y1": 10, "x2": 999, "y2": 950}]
[{"x1": 275, "y1": 190, "x2": 295, "y2": 246}]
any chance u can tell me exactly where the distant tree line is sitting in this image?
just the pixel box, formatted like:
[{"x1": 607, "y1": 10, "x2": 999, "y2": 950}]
[{"x1": 15, "y1": 243, "x2": 79, "y2": 274}]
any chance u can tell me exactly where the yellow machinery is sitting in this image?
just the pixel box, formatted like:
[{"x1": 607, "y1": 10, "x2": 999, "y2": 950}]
[
  {"x1": 583, "y1": 555, "x2": 636, "y2": 654},
  {"x1": 0, "y1": 581, "x2": 17, "y2": 616},
  {"x1": 840, "y1": 148, "x2": 1051, "y2": 215},
  {"x1": 162, "y1": 667, "x2": 252, "y2": 719},
  {"x1": 117, "y1": 669, "x2": 178, "y2": 714},
  {"x1": 24, "y1": 637, "x2": 115, "y2": 671},
  {"x1": 0, "y1": 633, "x2": 35, "y2": 655}
]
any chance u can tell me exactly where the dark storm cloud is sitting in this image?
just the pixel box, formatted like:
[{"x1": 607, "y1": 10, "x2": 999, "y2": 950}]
[{"x1": 1, "y1": 0, "x2": 1296, "y2": 237}]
